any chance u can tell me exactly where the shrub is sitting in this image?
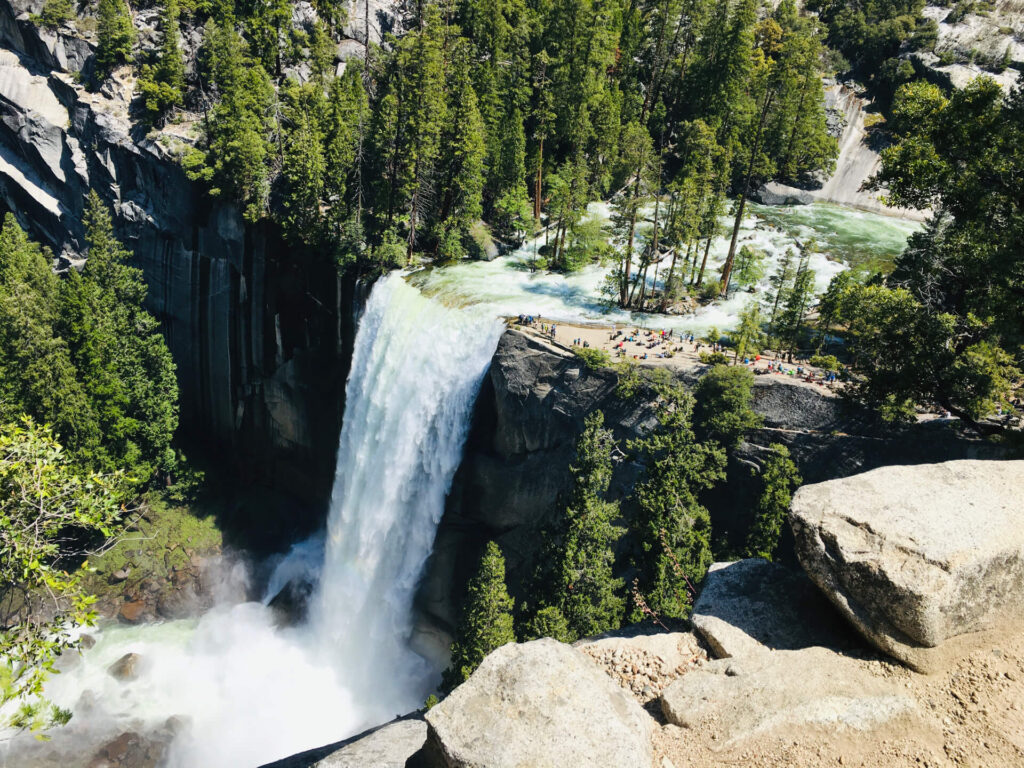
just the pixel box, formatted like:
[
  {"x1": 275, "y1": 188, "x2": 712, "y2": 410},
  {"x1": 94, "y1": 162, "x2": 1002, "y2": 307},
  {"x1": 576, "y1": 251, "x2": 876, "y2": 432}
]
[
  {"x1": 692, "y1": 365, "x2": 762, "y2": 448},
  {"x1": 809, "y1": 353, "x2": 840, "y2": 372},
  {"x1": 33, "y1": 0, "x2": 73, "y2": 29},
  {"x1": 574, "y1": 347, "x2": 611, "y2": 370},
  {"x1": 698, "y1": 351, "x2": 730, "y2": 365}
]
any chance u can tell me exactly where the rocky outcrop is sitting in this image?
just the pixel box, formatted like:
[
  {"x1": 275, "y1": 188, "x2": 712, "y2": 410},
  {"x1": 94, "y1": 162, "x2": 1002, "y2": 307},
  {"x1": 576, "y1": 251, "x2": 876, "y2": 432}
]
[
  {"x1": 418, "y1": 332, "x2": 1006, "y2": 644},
  {"x1": 424, "y1": 639, "x2": 653, "y2": 768},
  {"x1": 0, "y1": 1, "x2": 362, "y2": 535},
  {"x1": 660, "y1": 647, "x2": 916, "y2": 745},
  {"x1": 691, "y1": 559, "x2": 855, "y2": 659},
  {"x1": 576, "y1": 629, "x2": 707, "y2": 704},
  {"x1": 790, "y1": 459, "x2": 1024, "y2": 671},
  {"x1": 755, "y1": 84, "x2": 926, "y2": 219},
  {"x1": 259, "y1": 717, "x2": 430, "y2": 768},
  {"x1": 753, "y1": 180, "x2": 815, "y2": 206}
]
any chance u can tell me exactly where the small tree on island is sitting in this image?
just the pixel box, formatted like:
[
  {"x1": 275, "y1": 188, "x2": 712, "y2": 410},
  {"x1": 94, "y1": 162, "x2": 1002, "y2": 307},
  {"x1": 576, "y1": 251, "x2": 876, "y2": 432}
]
[{"x1": 442, "y1": 540, "x2": 515, "y2": 690}]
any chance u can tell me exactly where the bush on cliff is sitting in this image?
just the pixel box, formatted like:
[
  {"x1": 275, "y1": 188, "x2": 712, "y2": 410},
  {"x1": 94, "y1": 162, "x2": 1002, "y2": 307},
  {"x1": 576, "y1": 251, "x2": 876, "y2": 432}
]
[
  {"x1": 693, "y1": 365, "x2": 762, "y2": 449},
  {"x1": 629, "y1": 382, "x2": 726, "y2": 620},
  {"x1": 537, "y1": 411, "x2": 625, "y2": 641}
]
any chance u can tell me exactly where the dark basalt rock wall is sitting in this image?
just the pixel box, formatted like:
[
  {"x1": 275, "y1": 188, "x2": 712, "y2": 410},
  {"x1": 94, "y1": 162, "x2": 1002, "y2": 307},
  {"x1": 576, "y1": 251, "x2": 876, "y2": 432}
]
[{"x1": 0, "y1": 1, "x2": 357, "y2": 540}]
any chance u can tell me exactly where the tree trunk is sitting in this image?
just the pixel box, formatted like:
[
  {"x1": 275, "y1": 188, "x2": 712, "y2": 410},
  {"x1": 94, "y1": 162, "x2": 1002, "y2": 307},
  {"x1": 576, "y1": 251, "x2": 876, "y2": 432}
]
[
  {"x1": 721, "y1": 90, "x2": 774, "y2": 295},
  {"x1": 695, "y1": 237, "x2": 712, "y2": 286},
  {"x1": 534, "y1": 135, "x2": 544, "y2": 222}
]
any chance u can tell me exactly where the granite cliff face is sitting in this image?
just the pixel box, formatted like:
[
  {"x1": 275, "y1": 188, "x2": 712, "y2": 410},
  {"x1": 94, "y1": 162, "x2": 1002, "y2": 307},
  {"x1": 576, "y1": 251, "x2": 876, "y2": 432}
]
[
  {"x1": 0, "y1": 0, "x2": 361, "y2": 532},
  {"x1": 415, "y1": 330, "x2": 1009, "y2": 641}
]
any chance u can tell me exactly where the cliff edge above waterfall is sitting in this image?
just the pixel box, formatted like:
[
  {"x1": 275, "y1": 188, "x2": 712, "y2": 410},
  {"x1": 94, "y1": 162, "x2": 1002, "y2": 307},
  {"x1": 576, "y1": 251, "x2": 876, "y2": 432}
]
[{"x1": 416, "y1": 328, "x2": 1009, "y2": 643}]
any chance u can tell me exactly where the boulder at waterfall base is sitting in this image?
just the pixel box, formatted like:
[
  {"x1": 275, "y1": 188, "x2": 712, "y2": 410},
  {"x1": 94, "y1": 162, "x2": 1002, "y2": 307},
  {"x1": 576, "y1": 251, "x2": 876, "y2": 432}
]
[
  {"x1": 425, "y1": 638, "x2": 653, "y2": 768},
  {"x1": 790, "y1": 459, "x2": 1024, "y2": 671}
]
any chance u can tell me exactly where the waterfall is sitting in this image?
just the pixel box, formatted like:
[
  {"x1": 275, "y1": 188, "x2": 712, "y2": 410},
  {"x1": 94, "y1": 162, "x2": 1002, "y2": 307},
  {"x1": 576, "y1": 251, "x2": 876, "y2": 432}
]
[
  {"x1": 309, "y1": 272, "x2": 505, "y2": 709},
  {"x1": 25, "y1": 273, "x2": 504, "y2": 768}
]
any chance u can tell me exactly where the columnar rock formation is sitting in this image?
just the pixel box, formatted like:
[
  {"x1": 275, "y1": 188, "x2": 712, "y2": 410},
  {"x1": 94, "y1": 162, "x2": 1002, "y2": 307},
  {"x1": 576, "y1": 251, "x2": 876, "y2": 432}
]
[{"x1": 0, "y1": 0, "x2": 360, "y2": 526}]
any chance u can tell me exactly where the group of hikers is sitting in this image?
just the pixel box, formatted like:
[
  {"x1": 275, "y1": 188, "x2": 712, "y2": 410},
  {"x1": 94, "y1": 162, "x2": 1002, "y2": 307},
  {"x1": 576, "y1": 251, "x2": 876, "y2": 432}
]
[{"x1": 516, "y1": 314, "x2": 557, "y2": 340}]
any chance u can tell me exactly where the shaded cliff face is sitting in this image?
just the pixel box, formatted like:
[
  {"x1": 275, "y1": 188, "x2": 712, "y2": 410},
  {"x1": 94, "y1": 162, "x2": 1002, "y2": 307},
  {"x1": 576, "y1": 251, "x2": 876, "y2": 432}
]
[
  {"x1": 416, "y1": 330, "x2": 1008, "y2": 639},
  {"x1": 0, "y1": 0, "x2": 356, "y2": 541}
]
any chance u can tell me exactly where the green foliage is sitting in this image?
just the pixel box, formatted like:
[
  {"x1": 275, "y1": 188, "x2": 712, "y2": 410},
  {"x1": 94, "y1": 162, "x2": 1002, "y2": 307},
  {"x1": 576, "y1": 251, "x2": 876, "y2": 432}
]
[
  {"x1": 809, "y1": 353, "x2": 840, "y2": 372},
  {"x1": 732, "y1": 246, "x2": 767, "y2": 290},
  {"x1": 698, "y1": 350, "x2": 730, "y2": 365},
  {"x1": 96, "y1": 0, "x2": 135, "y2": 79},
  {"x1": 730, "y1": 300, "x2": 767, "y2": 361},
  {"x1": 0, "y1": 206, "x2": 176, "y2": 483},
  {"x1": 58, "y1": 193, "x2": 178, "y2": 482},
  {"x1": 424, "y1": 693, "x2": 439, "y2": 710},
  {"x1": 808, "y1": 0, "x2": 925, "y2": 82},
  {"x1": 0, "y1": 419, "x2": 125, "y2": 732},
  {"x1": 629, "y1": 381, "x2": 726, "y2": 620},
  {"x1": 443, "y1": 541, "x2": 516, "y2": 690},
  {"x1": 574, "y1": 346, "x2": 611, "y2": 370},
  {"x1": 858, "y1": 78, "x2": 1024, "y2": 425},
  {"x1": 279, "y1": 81, "x2": 328, "y2": 246},
  {"x1": 0, "y1": 215, "x2": 99, "y2": 453},
  {"x1": 524, "y1": 605, "x2": 573, "y2": 642},
  {"x1": 693, "y1": 365, "x2": 762, "y2": 448},
  {"x1": 189, "y1": 20, "x2": 276, "y2": 222},
  {"x1": 33, "y1": 0, "x2": 73, "y2": 29},
  {"x1": 614, "y1": 360, "x2": 642, "y2": 399},
  {"x1": 744, "y1": 443, "x2": 801, "y2": 561},
  {"x1": 137, "y1": 0, "x2": 186, "y2": 121},
  {"x1": 545, "y1": 412, "x2": 625, "y2": 640}
]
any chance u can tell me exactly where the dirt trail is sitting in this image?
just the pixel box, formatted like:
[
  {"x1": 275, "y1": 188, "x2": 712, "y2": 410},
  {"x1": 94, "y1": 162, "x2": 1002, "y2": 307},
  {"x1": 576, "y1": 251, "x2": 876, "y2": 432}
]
[{"x1": 650, "y1": 626, "x2": 1024, "y2": 768}]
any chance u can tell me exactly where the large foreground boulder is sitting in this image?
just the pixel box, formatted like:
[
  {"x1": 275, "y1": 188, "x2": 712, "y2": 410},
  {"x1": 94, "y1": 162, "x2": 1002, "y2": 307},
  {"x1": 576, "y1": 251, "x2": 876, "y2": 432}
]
[
  {"x1": 790, "y1": 459, "x2": 1024, "y2": 671},
  {"x1": 660, "y1": 647, "x2": 915, "y2": 746},
  {"x1": 425, "y1": 639, "x2": 653, "y2": 768}
]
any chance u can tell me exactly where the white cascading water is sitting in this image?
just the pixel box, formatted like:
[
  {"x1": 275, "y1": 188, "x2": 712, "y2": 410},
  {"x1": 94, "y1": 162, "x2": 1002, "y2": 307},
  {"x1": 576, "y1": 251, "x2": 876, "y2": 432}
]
[
  {"x1": 16, "y1": 273, "x2": 503, "y2": 768},
  {"x1": 308, "y1": 272, "x2": 504, "y2": 709}
]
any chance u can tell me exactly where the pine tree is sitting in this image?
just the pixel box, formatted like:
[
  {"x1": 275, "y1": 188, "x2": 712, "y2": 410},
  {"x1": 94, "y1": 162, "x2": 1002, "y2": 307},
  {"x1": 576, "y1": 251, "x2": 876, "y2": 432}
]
[
  {"x1": 778, "y1": 251, "x2": 815, "y2": 356},
  {"x1": 280, "y1": 82, "x2": 328, "y2": 246},
  {"x1": 731, "y1": 299, "x2": 766, "y2": 361},
  {"x1": 612, "y1": 121, "x2": 657, "y2": 307},
  {"x1": 57, "y1": 192, "x2": 178, "y2": 481},
  {"x1": 745, "y1": 443, "x2": 801, "y2": 560},
  {"x1": 185, "y1": 20, "x2": 275, "y2": 222},
  {"x1": 0, "y1": 216, "x2": 99, "y2": 453},
  {"x1": 443, "y1": 540, "x2": 516, "y2": 690},
  {"x1": 765, "y1": 247, "x2": 796, "y2": 350},
  {"x1": 96, "y1": 0, "x2": 135, "y2": 79},
  {"x1": 554, "y1": 411, "x2": 625, "y2": 640},
  {"x1": 137, "y1": 0, "x2": 186, "y2": 121},
  {"x1": 433, "y1": 44, "x2": 487, "y2": 259},
  {"x1": 630, "y1": 382, "x2": 725, "y2": 620},
  {"x1": 692, "y1": 364, "x2": 762, "y2": 448}
]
